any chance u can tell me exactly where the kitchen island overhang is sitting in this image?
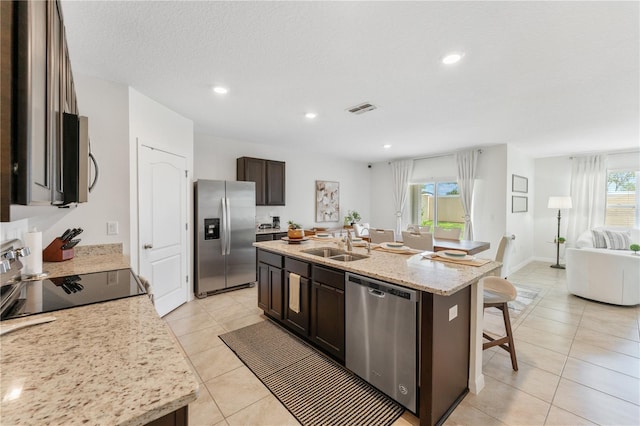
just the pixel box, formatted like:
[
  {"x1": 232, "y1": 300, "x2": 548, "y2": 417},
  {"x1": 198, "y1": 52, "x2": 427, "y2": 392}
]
[{"x1": 254, "y1": 239, "x2": 500, "y2": 426}]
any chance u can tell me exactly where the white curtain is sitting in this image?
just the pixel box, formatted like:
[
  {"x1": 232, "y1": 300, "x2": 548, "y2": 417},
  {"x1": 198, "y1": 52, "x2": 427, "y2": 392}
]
[
  {"x1": 455, "y1": 149, "x2": 479, "y2": 240},
  {"x1": 566, "y1": 154, "x2": 608, "y2": 247},
  {"x1": 390, "y1": 160, "x2": 414, "y2": 239}
]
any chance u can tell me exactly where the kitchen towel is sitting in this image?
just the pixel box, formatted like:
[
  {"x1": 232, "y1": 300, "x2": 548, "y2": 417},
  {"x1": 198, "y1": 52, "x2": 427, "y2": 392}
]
[
  {"x1": 289, "y1": 272, "x2": 301, "y2": 314},
  {"x1": 23, "y1": 230, "x2": 43, "y2": 275}
]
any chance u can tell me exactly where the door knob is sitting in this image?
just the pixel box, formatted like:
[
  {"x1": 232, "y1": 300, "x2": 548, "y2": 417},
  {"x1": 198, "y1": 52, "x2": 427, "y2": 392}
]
[{"x1": 143, "y1": 244, "x2": 153, "y2": 249}]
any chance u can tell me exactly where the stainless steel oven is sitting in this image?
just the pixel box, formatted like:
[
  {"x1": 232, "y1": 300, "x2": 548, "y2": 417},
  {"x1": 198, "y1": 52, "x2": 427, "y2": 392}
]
[{"x1": 1, "y1": 267, "x2": 145, "y2": 321}]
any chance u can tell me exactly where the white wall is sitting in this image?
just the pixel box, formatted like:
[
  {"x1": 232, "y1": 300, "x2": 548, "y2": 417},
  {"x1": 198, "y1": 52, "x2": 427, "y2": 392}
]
[
  {"x1": 128, "y1": 88, "x2": 194, "y2": 274},
  {"x1": 8, "y1": 75, "x2": 131, "y2": 253},
  {"x1": 505, "y1": 145, "x2": 536, "y2": 271},
  {"x1": 469, "y1": 145, "x2": 509, "y2": 263},
  {"x1": 368, "y1": 161, "x2": 395, "y2": 230},
  {"x1": 533, "y1": 156, "x2": 572, "y2": 263},
  {"x1": 194, "y1": 134, "x2": 371, "y2": 230}
]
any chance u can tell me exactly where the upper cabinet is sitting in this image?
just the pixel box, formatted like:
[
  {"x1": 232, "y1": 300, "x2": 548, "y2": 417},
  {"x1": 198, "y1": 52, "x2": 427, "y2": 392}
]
[
  {"x1": 237, "y1": 157, "x2": 286, "y2": 206},
  {"x1": 1, "y1": 0, "x2": 80, "y2": 221}
]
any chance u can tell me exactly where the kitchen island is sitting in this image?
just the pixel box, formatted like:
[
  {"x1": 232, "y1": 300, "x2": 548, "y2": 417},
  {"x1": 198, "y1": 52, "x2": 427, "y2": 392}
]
[
  {"x1": 254, "y1": 239, "x2": 500, "y2": 426},
  {"x1": 0, "y1": 251, "x2": 199, "y2": 426}
]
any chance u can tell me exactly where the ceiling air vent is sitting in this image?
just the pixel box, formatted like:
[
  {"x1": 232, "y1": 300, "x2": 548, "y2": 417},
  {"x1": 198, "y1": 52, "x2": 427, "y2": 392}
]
[{"x1": 347, "y1": 102, "x2": 377, "y2": 115}]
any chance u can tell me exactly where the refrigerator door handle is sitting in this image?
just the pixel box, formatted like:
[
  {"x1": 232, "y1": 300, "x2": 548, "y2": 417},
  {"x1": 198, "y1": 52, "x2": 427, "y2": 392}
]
[
  {"x1": 225, "y1": 197, "x2": 231, "y2": 255},
  {"x1": 221, "y1": 197, "x2": 227, "y2": 256}
]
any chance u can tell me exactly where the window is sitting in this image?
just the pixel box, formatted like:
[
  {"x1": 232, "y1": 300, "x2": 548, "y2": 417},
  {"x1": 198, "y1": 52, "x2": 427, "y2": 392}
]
[
  {"x1": 605, "y1": 170, "x2": 639, "y2": 228},
  {"x1": 410, "y1": 181, "x2": 464, "y2": 237}
]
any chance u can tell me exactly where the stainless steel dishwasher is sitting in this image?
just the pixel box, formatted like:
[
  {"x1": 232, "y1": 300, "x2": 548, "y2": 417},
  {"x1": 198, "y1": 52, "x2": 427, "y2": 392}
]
[{"x1": 345, "y1": 272, "x2": 419, "y2": 413}]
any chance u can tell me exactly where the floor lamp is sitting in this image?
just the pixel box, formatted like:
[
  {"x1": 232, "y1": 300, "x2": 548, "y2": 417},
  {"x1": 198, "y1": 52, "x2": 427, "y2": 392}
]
[{"x1": 548, "y1": 196, "x2": 572, "y2": 269}]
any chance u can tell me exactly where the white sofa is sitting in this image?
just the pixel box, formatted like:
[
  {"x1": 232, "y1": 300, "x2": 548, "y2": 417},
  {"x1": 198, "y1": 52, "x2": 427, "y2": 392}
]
[{"x1": 566, "y1": 227, "x2": 640, "y2": 306}]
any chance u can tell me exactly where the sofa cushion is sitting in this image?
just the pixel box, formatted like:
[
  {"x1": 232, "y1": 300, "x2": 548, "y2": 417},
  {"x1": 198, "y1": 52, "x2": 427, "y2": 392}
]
[
  {"x1": 603, "y1": 229, "x2": 631, "y2": 250},
  {"x1": 591, "y1": 230, "x2": 608, "y2": 248}
]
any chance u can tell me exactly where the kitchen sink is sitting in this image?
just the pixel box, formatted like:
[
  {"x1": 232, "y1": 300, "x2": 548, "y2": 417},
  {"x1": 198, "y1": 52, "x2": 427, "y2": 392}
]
[{"x1": 301, "y1": 247, "x2": 369, "y2": 262}]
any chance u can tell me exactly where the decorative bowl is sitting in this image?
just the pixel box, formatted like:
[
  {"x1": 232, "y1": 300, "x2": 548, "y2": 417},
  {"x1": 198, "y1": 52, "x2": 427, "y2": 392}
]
[{"x1": 288, "y1": 229, "x2": 304, "y2": 239}]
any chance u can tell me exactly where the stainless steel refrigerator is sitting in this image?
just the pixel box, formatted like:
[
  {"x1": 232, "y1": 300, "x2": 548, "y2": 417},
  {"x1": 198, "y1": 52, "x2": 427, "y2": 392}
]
[{"x1": 194, "y1": 180, "x2": 256, "y2": 297}]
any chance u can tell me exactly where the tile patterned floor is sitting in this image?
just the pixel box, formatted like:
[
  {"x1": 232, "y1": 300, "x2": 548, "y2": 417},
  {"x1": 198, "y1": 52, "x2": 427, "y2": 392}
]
[{"x1": 163, "y1": 261, "x2": 640, "y2": 425}]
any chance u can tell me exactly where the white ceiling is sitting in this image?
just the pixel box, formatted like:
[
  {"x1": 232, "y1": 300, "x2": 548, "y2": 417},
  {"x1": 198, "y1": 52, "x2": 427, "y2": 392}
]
[{"x1": 60, "y1": 1, "x2": 639, "y2": 163}]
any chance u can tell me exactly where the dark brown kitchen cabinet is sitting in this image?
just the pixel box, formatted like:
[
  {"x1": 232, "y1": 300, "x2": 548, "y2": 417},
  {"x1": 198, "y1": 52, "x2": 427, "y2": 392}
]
[
  {"x1": 255, "y1": 232, "x2": 288, "y2": 242},
  {"x1": 0, "y1": 1, "x2": 14, "y2": 221},
  {"x1": 237, "y1": 157, "x2": 285, "y2": 206},
  {"x1": 2, "y1": 0, "x2": 81, "y2": 218},
  {"x1": 255, "y1": 233, "x2": 274, "y2": 242},
  {"x1": 13, "y1": 0, "x2": 52, "y2": 206},
  {"x1": 257, "y1": 250, "x2": 284, "y2": 319},
  {"x1": 283, "y1": 257, "x2": 311, "y2": 337},
  {"x1": 265, "y1": 160, "x2": 285, "y2": 205},
  {"x1": 310, "y1": 265, "x2": 345, "y2": 362}
]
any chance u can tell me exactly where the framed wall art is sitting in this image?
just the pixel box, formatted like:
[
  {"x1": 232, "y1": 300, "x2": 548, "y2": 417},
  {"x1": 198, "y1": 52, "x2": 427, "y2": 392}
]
[
  {"x1": 512, "y1": 174, "x2": 528, "y2": 193},
  {"x1": 512, "y1": 196, "x2": 528, "y2": 213},
  {"x1": 316, "y1": 180, "x2": 340, "y2": 222}
]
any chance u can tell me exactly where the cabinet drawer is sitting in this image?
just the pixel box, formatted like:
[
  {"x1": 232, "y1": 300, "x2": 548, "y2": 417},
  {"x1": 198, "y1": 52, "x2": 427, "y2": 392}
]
[
  {"x1": 258, "y1": 250, "x2": 283, "y2": 268},
  {"x1": 312, "y1": 265, "x2": 345, "y2": 291},
  {"x1": 285, "y1": 257, "x2": 311, "y2": 278},
  {"x1": 255, "y1": 233, "x2": 273, "y2": 242}
]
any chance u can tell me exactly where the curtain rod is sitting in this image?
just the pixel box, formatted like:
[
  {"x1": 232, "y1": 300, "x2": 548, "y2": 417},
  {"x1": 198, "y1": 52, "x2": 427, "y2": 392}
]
[
  {"x1": 412, "y1": 148, "x2": 483, "y2": 162},
  {"x1": 569, "y1": 148, "x2": 640, "y2": 160}
]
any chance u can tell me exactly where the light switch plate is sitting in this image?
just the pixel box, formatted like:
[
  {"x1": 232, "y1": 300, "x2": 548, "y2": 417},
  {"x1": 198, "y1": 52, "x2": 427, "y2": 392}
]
[
  {"x1": 107, "y1": 221, "x2": 119, "y2": 235},
  {"x1": 449, "y1": 305, "x2": 458, "y2": 321}
]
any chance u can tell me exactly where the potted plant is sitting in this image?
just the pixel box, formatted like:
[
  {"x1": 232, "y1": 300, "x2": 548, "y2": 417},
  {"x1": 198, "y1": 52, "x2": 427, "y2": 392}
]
[
  {"x1": 554, "y1": 237, "x2": 566, "y2": 244},
  {"x1": 630, "y1": 243, "x2": 640, "y2": 255},
  {"x1": 287, "y1": 221, "x2": 304, "y2": 239},
  {"x1": 344, "y1": 210, "x2": 361, "y2": 226}
]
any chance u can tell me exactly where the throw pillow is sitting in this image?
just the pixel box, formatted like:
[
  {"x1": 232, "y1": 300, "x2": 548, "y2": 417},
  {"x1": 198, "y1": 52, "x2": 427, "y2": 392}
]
[
  {"x1": 603, "y1": 230, "x2": 631, "y2": 250},
  {"x1": 575, "y1": 230, "x2": 594, "y2": 248},
  {"x1": 591, "y1": 230, "x2": 608, "y2": 248}
]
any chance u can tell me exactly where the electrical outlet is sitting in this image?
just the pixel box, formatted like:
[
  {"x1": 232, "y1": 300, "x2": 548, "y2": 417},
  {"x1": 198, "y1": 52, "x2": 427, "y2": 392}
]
[
  {"x1": 107, "y1": 221, "x2": 119, "y2": 235},
  {"x1": 449, "y1": 305, "x2": 458, "y2": 321},
  {"x1": 107, "y1": 271, "x2": 118, "y2": 286}
]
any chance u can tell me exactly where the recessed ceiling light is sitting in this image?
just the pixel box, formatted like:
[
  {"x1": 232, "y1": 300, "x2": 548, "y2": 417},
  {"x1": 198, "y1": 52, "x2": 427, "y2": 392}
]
[
  {"x1": 212, "y1": 86, "x2": 228, "y2": 94},
  {"x1": 383, "y1": 144, "x2": 392, "y2": 149},
  {"x1": 305, "y1": 112, "x2": 317, "y2": 119},
  {"x1": 442, "y1": 52, "x2": 464, "y2": 65}
]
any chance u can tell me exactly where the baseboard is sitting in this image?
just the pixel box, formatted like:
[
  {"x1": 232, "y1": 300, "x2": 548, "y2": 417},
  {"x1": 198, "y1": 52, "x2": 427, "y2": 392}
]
[{"x1": 509, "y1": 257, "x2": 566, "y2": 275}]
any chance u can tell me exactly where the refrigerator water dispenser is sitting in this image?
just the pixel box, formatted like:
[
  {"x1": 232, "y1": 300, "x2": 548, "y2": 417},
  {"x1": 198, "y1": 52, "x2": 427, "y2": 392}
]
[{"x1": 204, "y1": 218, "x2": 220, "y2": 240}]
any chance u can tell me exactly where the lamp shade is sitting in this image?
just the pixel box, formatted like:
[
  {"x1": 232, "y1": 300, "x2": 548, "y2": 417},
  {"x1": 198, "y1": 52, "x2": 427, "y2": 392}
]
[{"x1": 548, "y1": 196, "x2": 572, "y2": 209}]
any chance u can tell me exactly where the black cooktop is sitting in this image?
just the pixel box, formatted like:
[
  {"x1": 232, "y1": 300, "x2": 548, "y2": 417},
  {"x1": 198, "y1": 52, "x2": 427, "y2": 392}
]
[{"x1": 1, "y1": 268, "x2": 146, "y2": 320}]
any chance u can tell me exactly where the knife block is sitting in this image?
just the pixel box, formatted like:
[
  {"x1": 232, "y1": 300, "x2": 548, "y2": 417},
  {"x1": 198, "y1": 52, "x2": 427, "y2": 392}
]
[{"x1": 43, "y1": 238, "x2": 75, "y2": 262}]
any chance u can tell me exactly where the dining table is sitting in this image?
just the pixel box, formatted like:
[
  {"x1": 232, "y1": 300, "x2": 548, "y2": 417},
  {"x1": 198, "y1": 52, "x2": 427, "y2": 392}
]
[{"x1": 433, "y1": 238, "x2": 491, "y2": 255}]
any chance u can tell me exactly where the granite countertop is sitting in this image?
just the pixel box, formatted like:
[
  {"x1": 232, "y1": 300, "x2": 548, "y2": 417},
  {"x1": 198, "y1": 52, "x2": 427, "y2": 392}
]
[
  {"x1": 43, "y1": 253, "x2": 130, "y2": 278},
  {"x1": 1, "y1": 297, "x2": 198, "y2": 425},
  {"x1": 254, "y1": 239, "x2": 501, "y2": 295},
  {"x1": 1, "y1": 246, "x2": 199, "y2": 425}
]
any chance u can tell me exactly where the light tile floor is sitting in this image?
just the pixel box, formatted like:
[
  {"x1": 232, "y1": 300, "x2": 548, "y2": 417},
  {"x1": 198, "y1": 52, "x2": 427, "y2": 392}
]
[{"x1": 163, "y1": 261, "x2": 640, "y2": 425}]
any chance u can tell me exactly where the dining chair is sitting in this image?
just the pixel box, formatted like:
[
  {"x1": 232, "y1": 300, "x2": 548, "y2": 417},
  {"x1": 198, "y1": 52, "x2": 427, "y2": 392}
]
[
  {"x1": 369, "y1": 228, "x2": 395, "y2": 244},
  {"x1": 495, "y1": 235, "x2": 511, "y2": 278},
  {"x1": 481, "y1": 276, "x2": 518, "y2": 370},
  {"x1": 407, "y1": 224, "x2": 431, "y2": 233},
  {"x1": 434, "y1": 227, "x2": 461, "y2": 240},
  {"x1": 401, "y1": 231, "x2": 434, "y2": 251},
  {"x1": 354, "y1": 222, "x2": 370, "y2": 239}
]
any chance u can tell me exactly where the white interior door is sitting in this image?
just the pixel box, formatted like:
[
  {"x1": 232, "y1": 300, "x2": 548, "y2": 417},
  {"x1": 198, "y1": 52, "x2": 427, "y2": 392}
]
[{"x1": 138, "y1": 144, "x2": 188, "y2": 317}]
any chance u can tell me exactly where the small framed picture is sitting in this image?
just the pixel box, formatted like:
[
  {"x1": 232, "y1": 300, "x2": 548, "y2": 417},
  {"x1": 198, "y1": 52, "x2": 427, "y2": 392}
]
[
  {"x1": 512, "y1": 174, "x2": 528, "y2": 193},
  {"x1": 512, "y1": 196, "x2": 528, "y2": 213}
]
